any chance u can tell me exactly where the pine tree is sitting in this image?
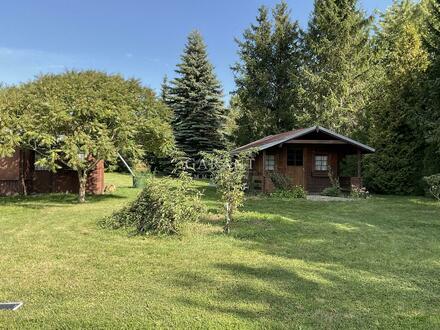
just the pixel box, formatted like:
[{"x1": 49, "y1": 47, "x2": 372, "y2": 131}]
[
  {"x1": 232, "y1": 1, "x2": 302, "y2": 145},
  {"x1": 298, "y1": 0, "x2": 374, "y2": 136},
  {"x1": 365, "y1": 0, "x2": 429, "y2": 194},
  {"x1": 423, "y1": 0, "x2": 440, "y2": 172},
  {"x1": 160, "y1": 75, "x2": 171, "y2": 104},
  {"x1": 168, "y1": 31, "x2": 226, "y2": 168}
]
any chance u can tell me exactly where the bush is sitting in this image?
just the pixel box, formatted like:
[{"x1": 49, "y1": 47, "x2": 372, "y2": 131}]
[
  {"x1": 271, "y1": 185, "x2": 307, "y2": 199},
  {"x1": 321, "y1": 186, "x2": 342, "y2": 197},
  {"x1": 424, "y1": 174, "x2": 440, "y2": 201},
  {"x1": 102, "y1": 173, "x2": 205, "y2": 235},
  {"x1": 350, "y1": 185, "x2": 370, "y2": 199},
  {"x1": 269, "y1": 172, "x2": 293, "y2": 191}
]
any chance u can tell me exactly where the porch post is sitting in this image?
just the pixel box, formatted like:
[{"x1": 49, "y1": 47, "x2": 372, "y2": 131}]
[
  {"x1": 262, "y1": 150, "x2": 266, "y2": 193},
  {"x1": 357, "y1": 150, "x2": 362, "y2": 178}
]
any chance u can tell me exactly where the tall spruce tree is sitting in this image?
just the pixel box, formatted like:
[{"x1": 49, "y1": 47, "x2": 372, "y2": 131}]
[
  {"x1": 298, "y1": 0, "x2": 374, "y2": 136},
  {"x1": 365, "y1": 0, "x2": 429, "y2": 194},
  {"x1": 232, "y1": 1, "x2": 302, "y2": 145},
  {"x1": 423, "y1": 0, "x2": 440, "y2": 173},
  {"x1": 168, "y1": 31, "x2": 226, "y2": 166}
]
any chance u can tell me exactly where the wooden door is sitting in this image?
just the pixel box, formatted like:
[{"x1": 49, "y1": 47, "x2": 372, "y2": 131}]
[{"x1": 286, "y1": 166, "x2": 304, "y2": 186}]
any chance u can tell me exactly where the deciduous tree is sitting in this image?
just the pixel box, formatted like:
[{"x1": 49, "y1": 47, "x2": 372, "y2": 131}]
[{"x1": 1, "y1": 71, "x2": 173, "y2": 202}]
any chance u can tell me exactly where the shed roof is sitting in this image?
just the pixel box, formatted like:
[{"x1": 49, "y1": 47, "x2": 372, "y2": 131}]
[{"x1": 233, "y1": 126, "x2": 375, "y2": 154}]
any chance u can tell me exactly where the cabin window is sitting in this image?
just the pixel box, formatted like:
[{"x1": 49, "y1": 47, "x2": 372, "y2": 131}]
[
  {"x1": 314, "y1": 154, "x2": 328, "y2": 171},
  {"x1": 265, "y1": 154, "x2": 275, "y2": 171},
  {"x1": 287, "y1": 147, "x2": 303, "y2": 166}
]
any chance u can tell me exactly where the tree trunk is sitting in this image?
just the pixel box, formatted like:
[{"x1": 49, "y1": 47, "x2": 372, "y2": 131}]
[
  {"x1": 224, "y1": 202, "x2": 231, "y2": 234},
  {"x1": 78, "y1": 171, "x2": 87, "y2": 203}
]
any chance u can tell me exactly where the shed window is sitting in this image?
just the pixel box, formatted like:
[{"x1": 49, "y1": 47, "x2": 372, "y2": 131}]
[
  {"x1": 265, "y1": 154, "x2": 275, "y2": 171},
  {"x1": 287, "y1": 147, "x2": 303, "y2": 166},
  {"x1": 314, "y1": 154, "x2": 328, "y2": 171}
]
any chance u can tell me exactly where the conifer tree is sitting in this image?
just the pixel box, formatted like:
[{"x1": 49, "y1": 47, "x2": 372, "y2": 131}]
[
  {"x1": 168, "y1": 31, "x2": 226, "y2": 167},
  {"x1": 160, "y1": 75, "x2": 171, "y2": 104},
  {"x1": 423, "y1": 0, "x2": 440, "y2": 172},
  {"x1": 298, "y1": 0, "x2": 374, "y2": 136},
  {"x1": 232, "y1": 1, "x2": 302, "y2": 145},
  {"x1": 365, "y1": 0, "x2": 429, "y2": 194}
]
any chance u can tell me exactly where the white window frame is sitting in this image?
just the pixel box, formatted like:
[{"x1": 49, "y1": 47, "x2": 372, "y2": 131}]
[
  {"x1": 265, "y1": 154, "x2": 275, "y2": 171},
  {"x1": 314, "y1": 154, "x2": 328, "y2": 171}
]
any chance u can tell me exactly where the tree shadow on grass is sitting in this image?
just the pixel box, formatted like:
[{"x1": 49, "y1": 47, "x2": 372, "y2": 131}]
[
  {"x1": 173, "y1": 263, "x2": 318, "y2": 325},
  {"x1": 171, "y1": 259, "x2": 436, "y2": 328},
  {"x1": 199, "y1": 195, "x2": 440, "y2": 317},
  {"x1": 0, "y1": 193, "x2": 127, "y2": 209}
]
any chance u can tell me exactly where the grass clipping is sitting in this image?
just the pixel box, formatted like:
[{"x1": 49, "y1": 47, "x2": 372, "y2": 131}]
[{"x1": 102, "y1": 174, "x2": 205, "y2": 235}]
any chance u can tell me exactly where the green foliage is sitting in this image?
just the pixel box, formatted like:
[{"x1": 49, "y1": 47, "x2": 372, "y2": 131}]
[
  {"x1": 168, "y1": 31, "x2": 227, "y2": 168},
  {"x1": 297, "y1": 0, "x2": 375, "y2": 135},
  {"x1": 269, "y1": 171, "x2": 293, "y2": 191},
  {"x1": 103, "y1": 174, "x2": 205, "y2": 235},
  {"x1": 0, "y1": 87, "x2": 22, "y2": 157},
  {"x1": 321, "y1": 186, "x2": 342, "y2": 197},
  {"x1": 423, "y1": 174, "x2": 440, "y2": 201},
  {"x1": 0, "y1": 70, "x2": 173, "y2": 202},
  {"x1": 232, "y1": 1, "x2": 302, "y2": 144},
  {"x1": 270, "y1": 185, "x2": 306, "y2": 199},
  {"x1": 202, "y1": 150, "x2": 253, "y2": 233},
  {"x1": 423, "y1": 0, "x2": 440, "y2": 165},
  {"x1": 365, "y1": 1, "x2": 429, "y2": 194}
]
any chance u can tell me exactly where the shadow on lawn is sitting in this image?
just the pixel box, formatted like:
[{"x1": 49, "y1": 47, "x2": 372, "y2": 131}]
[
  {"x1": 0, "y1": 192, "x2": 127, "y2": 209},
  {"x1": 174, "y1": 263, "x2": 317, "y2": 324},
  {"x1": 199, "y1": 195, "x2": 439, "y2": 311},
  {"x1": 172, "y1": 259, "x2": 434, "y2": 327}
]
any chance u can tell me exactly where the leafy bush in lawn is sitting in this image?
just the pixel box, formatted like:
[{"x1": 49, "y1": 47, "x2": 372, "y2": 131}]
[
  {"x1": 321, "y1": 186, "x2": 342, "y2": 197},
  {"x1": 271, "y1": 186, "x2": 306, "y2": 199},
  {"x1": 103, "y1": 173, "x2": 205, "y2": 235},
  {"x1": 270, "y1": 171, "x2": 293, "y2": 191},
  {"x1": 424, "y1": 174, "x2": 440, "y2": 201}
]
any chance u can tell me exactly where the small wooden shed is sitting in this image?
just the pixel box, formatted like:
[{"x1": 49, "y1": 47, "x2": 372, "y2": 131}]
[
  {"x1": 233, "y1": 126, "x2": 375, "y2": 194},
  {"x1": 0, "y1": 149, "x2": 104, "y2": 196}
]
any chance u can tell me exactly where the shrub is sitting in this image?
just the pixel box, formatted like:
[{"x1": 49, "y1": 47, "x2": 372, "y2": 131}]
[
  {"x1": 269, "y1": 172, "x2": 293, "y2": 191},
  {"x1": 350, "y1": 185, "x2": 370, "y2": 199},
  {"x1": 102, "y1": 173, "x2": 205, "y2": 235},
  {"x1": 271, "y1": 185, "x2": 306, "y2": 199},
  {"x1": 321, "y1": 186, "x2": 342, "y2": 197},
  {"x1": 424, "y1": 174, "x2": 440, "y2": 201},
  {"x1": 321, "y1": 165, "x2": 342, "y2": 197},
  {"x1": 202, "y1": 150, "x2": 253, "y2": 234}
]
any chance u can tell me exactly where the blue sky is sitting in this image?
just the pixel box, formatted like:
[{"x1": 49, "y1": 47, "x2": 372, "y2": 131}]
[{"x1": 0, "y1": 0, "x2": 393, "y2": 101}]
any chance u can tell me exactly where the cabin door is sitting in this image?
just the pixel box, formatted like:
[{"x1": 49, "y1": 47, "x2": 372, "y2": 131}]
[
  {"x1": 286, "y1": 147, "x2": 304, "y2": 187},
  {"x1": 286, "y1": 166, "x2": 304, "y2": 186}
]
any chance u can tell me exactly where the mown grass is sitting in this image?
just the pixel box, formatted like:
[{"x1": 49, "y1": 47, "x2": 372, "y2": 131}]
[{"x1": 0, "y1": 173, "x2": 439, "y2": 329}]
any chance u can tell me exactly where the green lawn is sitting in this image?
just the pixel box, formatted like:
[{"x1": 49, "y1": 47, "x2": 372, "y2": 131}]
[{"x1": 0, "y1": 173, "x2": 439, "y2": 329}]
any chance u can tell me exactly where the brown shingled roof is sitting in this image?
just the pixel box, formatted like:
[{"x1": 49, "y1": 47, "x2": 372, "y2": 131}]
[
  {"x1": 233, "y1": 126, "x2": 375, "y2": 154},
  {"x1": 233, "y1": 128, "x2": 307, "y2": 153}
]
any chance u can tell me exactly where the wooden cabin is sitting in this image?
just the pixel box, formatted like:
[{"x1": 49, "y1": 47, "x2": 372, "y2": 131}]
[
  {"x1": 233, "y1": 126, "x2": 375, "y2": 194},
  {"x1": 0, "y1": 149, "x2": 104, "y2": 196}
]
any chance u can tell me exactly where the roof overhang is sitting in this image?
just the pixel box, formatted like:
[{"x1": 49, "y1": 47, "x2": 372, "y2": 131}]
[{"x1": 233, "y1": 126, "x2": 375, "y2": 154}]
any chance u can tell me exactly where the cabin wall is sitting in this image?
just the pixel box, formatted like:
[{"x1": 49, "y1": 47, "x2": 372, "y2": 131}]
[
  {"x1": 249, "y1": 144, "x2": 355, "y2": 194},
  {"x1": 0, "y1": 150, "x2": 104, "y2": 196}
]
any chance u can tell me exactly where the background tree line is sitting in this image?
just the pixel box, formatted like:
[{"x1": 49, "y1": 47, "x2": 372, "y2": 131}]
[
  {"x1": 2, "y1": 0, "x2": 440, "y2": 197},
  {"x1": 229, "y1": 0, "x2": 440, "y2": 195}
]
